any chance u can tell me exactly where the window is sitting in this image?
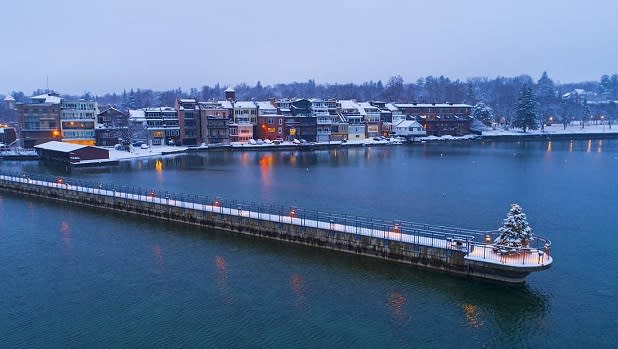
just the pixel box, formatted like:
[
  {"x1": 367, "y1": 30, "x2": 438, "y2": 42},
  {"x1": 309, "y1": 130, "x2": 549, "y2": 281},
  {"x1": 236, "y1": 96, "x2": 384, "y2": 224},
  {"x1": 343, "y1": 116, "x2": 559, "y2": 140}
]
[
  {"x1": 268, "y1": 118, "x2": 274, "y2": 125},
  {"x1": 278, "y1": 119, "x2": 283, "y2": 125}
]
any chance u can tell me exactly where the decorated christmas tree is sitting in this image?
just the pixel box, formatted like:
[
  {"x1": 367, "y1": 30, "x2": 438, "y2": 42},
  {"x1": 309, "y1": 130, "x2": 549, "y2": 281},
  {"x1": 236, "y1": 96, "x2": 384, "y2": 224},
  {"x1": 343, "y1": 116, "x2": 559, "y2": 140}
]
[{"x1": 494, "y1": 204, "x2": 533, "y2": 248}]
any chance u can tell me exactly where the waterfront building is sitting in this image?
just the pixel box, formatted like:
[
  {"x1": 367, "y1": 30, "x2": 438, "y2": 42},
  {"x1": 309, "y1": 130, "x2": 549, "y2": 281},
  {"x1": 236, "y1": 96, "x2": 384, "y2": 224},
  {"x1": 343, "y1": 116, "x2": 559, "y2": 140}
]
[
  {"x1": 128, "y1": 109, "x2": 148, "y2": 143},
  {"x1": 257, "y1": 114, "x2": 285, "y2": 140},
  {"x1": 256, "y1": 101, "x2": 277, "y2": 116},
  {"x1": 338, "y1": 100, "x2": 365, "y2": 140},
  {"x1": 275, "y1": 98, "x2": 293, "y2": 116},
  {"x1": 229, "y1": 123, "x2": 253, "y2": 143},
  {"x1": 143, "y1": 107, "x2": 180, "y2": 146},
  {"x1": 311, "y1": 99, "x2": 331, "y2": 143},
  {"x1": 387, "y1": 103, "x2": 405, "y2": 123},
  {"x1": 0, "y1": 124, "x2": 17, "y2": 145},
  {"x1": 395, "y1": 103, "x2": 472, "y2": 136},
  {"x1": 60, "y1": 99, "x2": 98, "y2": 146},
  {"x1": 359, "y1": 102, "x2": 382, "y2": 138},
  {"x1": 198, "y1": 101, "x2": 229, "y2": 145},
  {"x1": 288, "y1": 99, "x2": 317, "y2": 142},
  {"x1": 175, "y1": 98, "x2": 201, "y2": 146},
  {"x1": 18, "y1": 93, "x2": 62, "y2": 148},
  {"x1": 96, "y1": 106, "x2": 129, "y2": 146},
  {"x1": 392, "y1": 119, "x2": 426, "y2": 139}
]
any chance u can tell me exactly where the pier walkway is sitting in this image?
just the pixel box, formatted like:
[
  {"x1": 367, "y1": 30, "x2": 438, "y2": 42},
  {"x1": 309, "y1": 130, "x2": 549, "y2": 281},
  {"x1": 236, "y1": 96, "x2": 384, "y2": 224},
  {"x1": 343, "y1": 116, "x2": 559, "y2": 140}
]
[{"x1": 0, "y1": 171, "x2": 552, "y2": 282}]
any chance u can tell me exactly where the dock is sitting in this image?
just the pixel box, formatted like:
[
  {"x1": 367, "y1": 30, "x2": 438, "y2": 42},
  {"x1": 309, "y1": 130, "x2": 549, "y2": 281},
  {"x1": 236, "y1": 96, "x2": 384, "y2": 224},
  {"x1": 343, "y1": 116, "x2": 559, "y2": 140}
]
[{"x1": 0, "y1": 171, "x2": 552, "y2": 283}]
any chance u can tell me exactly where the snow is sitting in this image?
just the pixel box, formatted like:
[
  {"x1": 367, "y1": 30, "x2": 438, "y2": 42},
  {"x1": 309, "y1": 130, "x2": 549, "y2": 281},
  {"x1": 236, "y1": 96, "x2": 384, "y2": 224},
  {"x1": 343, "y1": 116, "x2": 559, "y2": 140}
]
[
  {"x1": 34, "y1": 141, "x2": 87, "y2": 152},
  {"x1": 31, "y1": 94, "x2": 61, "y2": 104},
  {"x1": 106, "y1": 145, "x2": 189, "y2": 161},
  {"x1": 234, "y1": 101, "x2": 256, "y2": 109},
  {"x1": 395, "y1": 103, "x2": 471, "y2": 108},
  {"x1": 482, "y1": 123, "x2": 618, "y2": 136},
  {"x1": 4, "y1": 95, "x2": 15, "y2": 101},
  {"x1": 0, "y1": 173, "x2": 552, "y2": 269}
]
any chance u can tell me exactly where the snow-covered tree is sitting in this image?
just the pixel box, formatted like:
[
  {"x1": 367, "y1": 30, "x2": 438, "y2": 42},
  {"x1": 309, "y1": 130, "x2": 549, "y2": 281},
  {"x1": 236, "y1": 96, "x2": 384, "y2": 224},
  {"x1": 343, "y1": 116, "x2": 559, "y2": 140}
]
[
  {"x1": 513, "y1": 85, "x2": 538, "y2": 132},
  {"x1": 471, "y1": 102, "x2": 494, "y2": 126},
  {"x1": 494, "y1": 204, "x2": 533, "y2": 248}
]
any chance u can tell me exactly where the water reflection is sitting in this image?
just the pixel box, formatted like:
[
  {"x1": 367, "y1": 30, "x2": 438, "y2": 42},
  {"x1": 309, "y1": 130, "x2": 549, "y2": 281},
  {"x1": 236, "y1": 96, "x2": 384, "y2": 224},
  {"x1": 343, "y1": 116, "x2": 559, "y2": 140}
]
[
  {"x1": 546, "y1": 141, "x2": 552, "y2": 153},
  {"x1": 289, "y1": 274, "x2": 307, "y2": 309},
  {"x1": 215, "y1": 255, "x2": 232, "y2": 304},
  {"x1": 259, "y1": 154, "x2": 273, "y2": 187},
  {"x1": 597, "y1": 139, "x2": 603, "y2": 153},
  {"x1": 60, "y1": 221, "x2": 72, "y2": 256},
  {"x1": 153, "y1": 244, "x2": 163, "y2": 268},
  {"x1": 462, "y1": 303, "x2": 484, "y2": 328},
  {"x1": 387, "y1": 292, "x2": 407, "y2": 321}
]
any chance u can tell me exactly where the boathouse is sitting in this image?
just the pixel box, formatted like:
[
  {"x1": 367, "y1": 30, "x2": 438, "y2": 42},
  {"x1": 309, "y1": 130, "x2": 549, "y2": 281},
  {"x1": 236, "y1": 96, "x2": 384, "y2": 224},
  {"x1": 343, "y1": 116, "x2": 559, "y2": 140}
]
[{"x1": 34, "y1": 141, "x2": 110, "y2": 163}]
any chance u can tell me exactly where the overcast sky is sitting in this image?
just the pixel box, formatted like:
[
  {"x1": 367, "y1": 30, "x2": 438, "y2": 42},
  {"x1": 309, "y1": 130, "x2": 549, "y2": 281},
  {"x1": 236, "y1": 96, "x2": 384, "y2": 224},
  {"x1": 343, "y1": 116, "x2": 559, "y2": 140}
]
[{"x1": 1, "y1": 0, "x2": 617, "y2": 95}]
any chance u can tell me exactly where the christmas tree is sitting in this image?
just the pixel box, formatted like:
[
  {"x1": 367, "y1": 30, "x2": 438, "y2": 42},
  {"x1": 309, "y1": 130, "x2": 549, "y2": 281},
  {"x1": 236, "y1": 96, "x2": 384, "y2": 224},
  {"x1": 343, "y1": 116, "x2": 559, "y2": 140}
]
[{"x1": 494, "y1": 204, "x2": 533, "y2": 248}]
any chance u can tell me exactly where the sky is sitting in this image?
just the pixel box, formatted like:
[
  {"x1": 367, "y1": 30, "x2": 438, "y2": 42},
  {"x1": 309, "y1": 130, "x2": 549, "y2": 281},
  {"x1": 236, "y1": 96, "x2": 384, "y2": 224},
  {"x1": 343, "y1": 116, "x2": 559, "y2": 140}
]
[{"x1": 1, "y1": 0, "x2": 617, "y2": 95}]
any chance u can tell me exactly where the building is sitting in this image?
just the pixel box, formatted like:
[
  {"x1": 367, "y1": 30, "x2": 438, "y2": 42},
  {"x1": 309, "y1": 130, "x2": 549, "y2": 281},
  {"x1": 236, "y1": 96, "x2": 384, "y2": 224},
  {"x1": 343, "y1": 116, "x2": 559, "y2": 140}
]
[
  {"x1": 275, "y1": 98, "x2": 293, "y2": 116},
  {"x1": 176, "y1": 98, "x2": 201, "y2": 146},
  {"x1": 4, "y1": 95, "x2": 15, "y2": 110},
  {"x1": 143, "y1": 107, "x2": 180, "y2": 146},
  {"x1": 339, "y1": 100, "x2": 364, "y2": 140},
  {"x1": 392, "y1": 120, "x2": 426, "y2": 139},
  {"x1": 18, "y1": 93, "x2": 62, "y2": 148},
  {"x1": 311, "y1": 99, "x2": 331, "y2": 143},
  {"x1": 0, "y1": 124, "x2": 17, "y2": 145},
  {"x1": 233, "y1": 101, "x2": 258, "y2": 130},
  {"x1": 257, "y1": 114, "x2": 285, "y2": 140},
  {"x1": 358, "y1": 102, "x2": 382, "y2": 138},
  {"x1": 229, "y1": 123, "x2": 253, "y2": 143},
  {"x1": 60, "y1": 99, "x2": 98, "y2": 145},
  {"x1": 256, "y1": 101, "x2": 277, "y2": 116},
  {"x1": 128, "y1": 109, "x2": 148, "y2": 143},
  {"x1": 395, "y1": 103, "x2": 472, "y2": 136},
  {"x1": 34, "y1": 141, "x2": 109, "y2": 163},
  {"x1": 96, "y1": 106, "x2": 129, "y2": 146},
  {"x1": 198, "y1": 101, "x2": 229, "y2": 145}
]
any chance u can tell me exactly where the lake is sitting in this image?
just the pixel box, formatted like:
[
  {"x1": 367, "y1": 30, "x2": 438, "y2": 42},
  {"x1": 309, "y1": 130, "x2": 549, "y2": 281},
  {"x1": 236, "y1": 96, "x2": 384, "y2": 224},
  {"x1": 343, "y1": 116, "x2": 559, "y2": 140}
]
[{"x1": 1, "y1": 140, "x2": 616, "y2": 348}]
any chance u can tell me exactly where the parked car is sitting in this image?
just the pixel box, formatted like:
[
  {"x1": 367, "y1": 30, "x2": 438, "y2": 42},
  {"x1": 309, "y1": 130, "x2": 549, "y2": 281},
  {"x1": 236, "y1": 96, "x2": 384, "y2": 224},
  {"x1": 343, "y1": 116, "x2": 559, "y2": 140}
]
[
  {"x1": 248, "y1": 139, "x2": 257, "y2": 145},
  {"x1": 140, "y1": 143, "x2": 148, "y2": 149}
]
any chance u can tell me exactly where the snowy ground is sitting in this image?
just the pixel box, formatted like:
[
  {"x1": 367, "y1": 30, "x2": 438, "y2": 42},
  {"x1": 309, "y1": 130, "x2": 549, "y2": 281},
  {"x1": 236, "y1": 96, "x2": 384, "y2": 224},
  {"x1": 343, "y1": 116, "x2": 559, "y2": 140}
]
[
  {"x1": 105, "y1": 145, "x2": 188, "y2": 161},
  {"x1": 482, "y1": 123, "x2": 618, "y2": 136}
]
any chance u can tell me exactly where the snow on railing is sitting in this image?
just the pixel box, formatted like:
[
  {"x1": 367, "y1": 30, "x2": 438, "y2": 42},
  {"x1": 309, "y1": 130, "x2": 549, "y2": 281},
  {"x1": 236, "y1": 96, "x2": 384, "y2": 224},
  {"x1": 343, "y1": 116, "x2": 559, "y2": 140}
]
[{"x1": 0, "y1": 171, "x2": 552, "y2": 267}]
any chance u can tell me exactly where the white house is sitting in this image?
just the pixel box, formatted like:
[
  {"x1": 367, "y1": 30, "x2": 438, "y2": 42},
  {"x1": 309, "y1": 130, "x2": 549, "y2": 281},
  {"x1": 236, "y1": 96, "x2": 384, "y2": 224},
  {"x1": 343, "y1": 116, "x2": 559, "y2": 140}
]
[{"x1": 393, "y1": 120, "x2": 426, "y2": 138}]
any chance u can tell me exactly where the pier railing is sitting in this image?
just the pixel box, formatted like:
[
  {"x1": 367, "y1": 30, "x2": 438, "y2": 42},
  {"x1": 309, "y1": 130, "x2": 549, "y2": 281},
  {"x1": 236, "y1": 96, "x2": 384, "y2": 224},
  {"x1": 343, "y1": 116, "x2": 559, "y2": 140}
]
[{"x1": 0, "y1": 170, "x2": 552, "y2": 267}]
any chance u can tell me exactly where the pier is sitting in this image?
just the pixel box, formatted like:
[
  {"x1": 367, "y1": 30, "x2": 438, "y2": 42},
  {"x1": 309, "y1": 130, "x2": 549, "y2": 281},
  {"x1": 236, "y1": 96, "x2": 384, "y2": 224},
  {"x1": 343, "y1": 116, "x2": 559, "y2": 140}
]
[{"x1": 0, "y1": 171, "x2": 552, "y2": 283}]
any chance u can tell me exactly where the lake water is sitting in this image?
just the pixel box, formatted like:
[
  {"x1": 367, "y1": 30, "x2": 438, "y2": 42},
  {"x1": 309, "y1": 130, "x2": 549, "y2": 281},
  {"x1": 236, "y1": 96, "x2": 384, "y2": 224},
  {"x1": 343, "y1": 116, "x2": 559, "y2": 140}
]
[{"x1": 1, "y1": 140, "x2": 617, "y2": 348}]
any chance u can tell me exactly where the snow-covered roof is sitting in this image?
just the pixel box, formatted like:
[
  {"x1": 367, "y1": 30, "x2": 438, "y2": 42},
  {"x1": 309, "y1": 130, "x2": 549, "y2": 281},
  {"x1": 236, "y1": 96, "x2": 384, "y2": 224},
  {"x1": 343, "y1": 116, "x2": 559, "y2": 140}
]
[
  {"x1": 256, "y1": 101, "x2": 276, "y2": 111},
  {"x1": 385, "y1": 103, "x2": 399, "y2": 112},
  {"x1": 395, "y1": 120, "x2": 423, "y2": 128},
  {"x1": 225, "y1": 87, "x2": 235, "y2": 92},
  {"x1": 359, "y1": 102, "x2": 380, "y2": 114},
  {"x1": 128, "y1": 109, "x2": 145, "y2": 121},
  {"x1": 395, "y1": 103, "x2": 471, "y2": 108},
  {"x1": 234, "y1": 101, "x2": 256, "y2": 109},
  {"x1": 31, "y1": 93, "x2": 61, "y2": 104},
  {"x1": 34, "y1": 141, "x2": 87, "y2": 152},
  {"x1": 338, "y1": 100, "x2": 360, "y2": 110},
  {"x1": 219, "y1": 101, "x2": 233, "y2": 109},
  {"x1": 4, "y1": 95, "x2": 14, "y2": 101}
]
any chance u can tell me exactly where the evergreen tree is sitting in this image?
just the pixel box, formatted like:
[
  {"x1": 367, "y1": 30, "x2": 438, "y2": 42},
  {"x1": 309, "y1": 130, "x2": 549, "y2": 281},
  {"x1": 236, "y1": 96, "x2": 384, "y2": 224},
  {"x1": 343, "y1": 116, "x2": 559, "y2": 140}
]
[
  {"x1": 471, "y1": 102, "x2": 494, "y2": 126},
  {"x1": 513, "y1": 85, "x2": 538, "y2": 132},
  {"x1": 494, "y1": 204, "x2": 533, "y2": 248}
]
